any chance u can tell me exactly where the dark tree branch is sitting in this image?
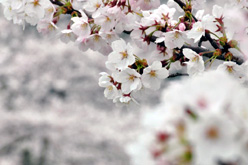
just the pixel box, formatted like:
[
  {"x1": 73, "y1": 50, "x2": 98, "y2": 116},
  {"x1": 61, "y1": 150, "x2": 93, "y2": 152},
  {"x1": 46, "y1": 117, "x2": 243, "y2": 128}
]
[
  {"x1": 50, "y1": 0, "x2": 63, "y2": 6},
  {"x1": 168, "y1": 73, "x2": 189, "y2": 78},
  {"x1": 173, "y1": 0, "x2": 186, "y2": 9},
  {"x1": 50, "y1": 0, "x2": 82, "y2": 17},
  {"x1": 205, "y1": 32, "x2": 219, "y2": 49},
  {"x1": 181, "y1": 45, "x2": 244, "y2": 65}
]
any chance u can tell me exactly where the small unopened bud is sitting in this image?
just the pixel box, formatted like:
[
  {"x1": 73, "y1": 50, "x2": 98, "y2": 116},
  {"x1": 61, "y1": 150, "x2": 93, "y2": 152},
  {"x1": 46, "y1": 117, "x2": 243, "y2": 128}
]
[
  {"x1": 213, "y1": 49, "x2": 222, "y2": 56},
  {"x1": 179, "y1": 23, "x2": 186, "y2": 31}
]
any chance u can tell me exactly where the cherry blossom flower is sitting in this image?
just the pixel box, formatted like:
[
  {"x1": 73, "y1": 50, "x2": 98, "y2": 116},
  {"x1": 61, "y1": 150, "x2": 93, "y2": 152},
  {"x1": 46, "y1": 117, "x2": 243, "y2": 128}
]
[
  {"x1": 86, "y1": 33, "x2": 107, "y2": 52},
  {"x1": 141, "y1": 61, "x2": 169, "y2": 90},
  {"x1": 187, "y1": 12, "x2": 216, "y2": 42},
  {"x1": 107, "y1": 39, "x2": 135, "y2": 70},
  {"x1": 114, "y1": 68, "x2": 142, "y2": 94},
  {"x1": 93, "y1": 6, "x2": 117, "y2": 32},
  {"x1": 127, "y1": 71, "x2": 248, "y2": 165},
  {"x1": 98, "y1": 72, "x2": 120, "y2": 99},
  {"x1": 183, "y1": 48, "x2": 205, "y2": 76},
  {"x1": 71, "y1": 12, "x2": 91, "y2": 38},
  {"x1": 187, "y1": 112, "x2": 239, "y2": 165},
  {"x1": 25, "y1": 0, "x2": 49, "y2": 25},
  {"x1": 156, "y1": 30, "x2": 187, "y2": 49},
  {"x1": 217, "y1": 61, "x2": 245, "y2": 81},
  {"x1": 129, "y1": 0, "x2": 160, "y2": 10},
  {"x1": 83, "y1": 0, "x2": 103, "y2": 13},
  {"x1": 59, "y1": 29, "x2": 77, "y2": 44},
  {"x1": 37, "y1": 20, "x2": 57, "y2": 35}
]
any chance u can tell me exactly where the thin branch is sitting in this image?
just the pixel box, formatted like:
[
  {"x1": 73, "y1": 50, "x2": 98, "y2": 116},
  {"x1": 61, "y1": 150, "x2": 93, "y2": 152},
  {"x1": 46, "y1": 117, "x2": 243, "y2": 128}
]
[
  {"x1": 205, "y1": 32, "x2": 219, "y2": 49},
  {"x1": 50, "y1": 0, "x2": 63, "y2": 6},
  {"x1": 173, "y1": 0, "x2": 186, "y2": 9},
  {"x1": 50, "y1": 0, "x2": 82, "y2": 17},
  {"x1": 168, "y1": 73, "x2": 189, "y2": 78}
]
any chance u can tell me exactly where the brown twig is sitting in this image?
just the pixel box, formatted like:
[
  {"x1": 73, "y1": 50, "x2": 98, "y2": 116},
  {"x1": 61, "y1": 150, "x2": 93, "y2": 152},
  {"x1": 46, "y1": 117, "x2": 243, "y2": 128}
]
[
  {"x1": 50, "y1": 0, "x2": 82, "y2": 17},
  {"x1": 168, "y1": 73, "x2": 189, "y2": 78}
]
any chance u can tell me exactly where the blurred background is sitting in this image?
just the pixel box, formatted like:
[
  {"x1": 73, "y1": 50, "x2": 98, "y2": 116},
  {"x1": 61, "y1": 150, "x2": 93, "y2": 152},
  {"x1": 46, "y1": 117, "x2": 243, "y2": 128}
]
[{"x1": 0, "y1": 6, "x2": 169, "y2": 164}]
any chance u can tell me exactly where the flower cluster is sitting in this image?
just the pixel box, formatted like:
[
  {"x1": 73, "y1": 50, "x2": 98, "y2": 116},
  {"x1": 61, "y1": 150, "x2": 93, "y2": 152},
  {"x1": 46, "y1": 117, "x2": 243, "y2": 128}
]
[
  {"x1": 1, "y1": 0, "x2": 55, "y2": 31},
  {"x1": 99, "y1": 39, "x2": 169, "y2": 106},
  {"x1": 127, "y1": 71, "x2": 248, "y2": 165},
  {"x1": 0, "y1": 0, "x2": 248, "y2": 107}
]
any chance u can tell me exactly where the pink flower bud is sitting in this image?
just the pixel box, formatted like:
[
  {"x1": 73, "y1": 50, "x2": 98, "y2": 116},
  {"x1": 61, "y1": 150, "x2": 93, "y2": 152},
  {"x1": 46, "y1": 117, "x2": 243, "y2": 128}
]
[{"x1": 179, "y1": 23, "x2": 186, "y2": 31}]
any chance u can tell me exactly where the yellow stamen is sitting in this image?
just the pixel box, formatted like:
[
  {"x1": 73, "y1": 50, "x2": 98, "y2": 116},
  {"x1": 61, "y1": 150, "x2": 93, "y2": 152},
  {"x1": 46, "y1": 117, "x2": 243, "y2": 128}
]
[
  {"x1": 33, "y1": 0, "x2": 40, "y2": 6},
  {"x1": 227, "y1": 66, "x2": 233, "y2": 73},
  {"x1": 129, "y1": 75, "x2": 136, "y2": 81},
  {"x1": 206, "y1": 126, "x2": 219, "y2": 140},
  {"x1": 107, "y1": 85, "x2": 113, "y2": 91},
  {"x1": 149, "y1": 70, "x2": 156, "y2": 77},
  {"x1": 120, "y1": 51, "x2": 128, "y2": 59}
]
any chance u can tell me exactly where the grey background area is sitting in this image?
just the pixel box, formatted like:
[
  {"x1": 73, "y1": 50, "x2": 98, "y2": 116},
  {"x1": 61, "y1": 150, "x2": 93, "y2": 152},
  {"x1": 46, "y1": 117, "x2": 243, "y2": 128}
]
[{"x1": 0, "y1": 3, "x2": 175, "y2": 164}]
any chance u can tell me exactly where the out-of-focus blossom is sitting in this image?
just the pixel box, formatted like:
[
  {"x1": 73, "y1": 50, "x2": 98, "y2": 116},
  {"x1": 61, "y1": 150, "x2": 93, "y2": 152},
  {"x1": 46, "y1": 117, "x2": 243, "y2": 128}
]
[{"x1": 127, "y1": 70, "x2": 248, "y2": 165}]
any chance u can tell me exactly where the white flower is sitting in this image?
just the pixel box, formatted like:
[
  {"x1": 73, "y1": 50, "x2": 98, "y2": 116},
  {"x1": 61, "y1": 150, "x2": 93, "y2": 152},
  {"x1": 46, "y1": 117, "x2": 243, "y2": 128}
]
[
  {"x1": 183, "y1": 48, "x2": 204, "y2": 76},
  {"x1": 37, "y1": 20, "x2": 57, "y2": 35},
  {"x1": 59, "y1": 29, "x2": 77, "y2": 43},
  {"x1": 115, "y1": 12, "x2": 140, "y2": 33},
  {"x1": 113, "y1": 94, "x2": 139, "y2": 108},
  {"x1": 156, "y1": 30, "x2": 186, "y2": 49},
  {"x1": 217, "y1": 61, "x2": 244, "y2": 81},
  {"x1": 212, "y1": 5, "x2": 224, "y2": 19},
  {"x1": 83, "y1": 0, "x2": 103, "y2": 13},
  {"x1": 75, "y1": 36, "x2": 90, "y2": 52},
  {"x1": 86, "y1": 34, "x2": 107, "y2": 52},
  {"x1": 93, "y1": 6, "x2": 117, "y2": 32},
  {"x1": 187, "y1": 112, "x2": 239, "y2": 165},
  {"x1": 187, "y1": 22, "x2": 205, "y2": 43},
  {"x1": 127, "y1": 71, "x2": 248, "y2": 165},
  {"x1": 108, "y1": 39, "x2": 135, "y2": 70},
  {"x1": 71, "y1": 13, "x2": 91, "y2": 38},
  {"x1": 129, "y1": 0, "x2": 160, "y2": 10},
  {"x1": 141, "y1": 61, "x2": 169, "y2": 90},
  {"x1": 25, "y1": 0, "x2": 48, "y2": 25},
  {"x1": 98, "y1": 72, "x2": 120, "y2": 99},
  {"x1": 114, "y1": 68, "x2": 142, "y2": 94},
  {"x1": 187, "y1": 14, "x2": 216, "y2": 42}
]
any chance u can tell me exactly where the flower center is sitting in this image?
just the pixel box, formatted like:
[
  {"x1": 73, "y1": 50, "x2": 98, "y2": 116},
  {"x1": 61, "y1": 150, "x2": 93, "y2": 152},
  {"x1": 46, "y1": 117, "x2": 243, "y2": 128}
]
[
  {"x1": 144, "y1": 0, "x2": 151, "y2": 4},
  {"x1": 197, "y1": 27, "x2": 204, "y2": 32},
  {"x1": 107, "y1": 85, "x2": 113, "y2": 91},
  {"x1": 174, "y1": 31, "x2": 180, "y2": 39},
  {"x1": 81, "y1": 23, "x2": 88, "y2": 30},
  {"x1": 106, "y1": 16, "x2": 111, "y2": 22},
  {"x1": 33, "y1": 0, "x2": 40, "y2": 6},
  {"x1": 95, "y1": 3, "x2": 101, "y2": 9},
  {"x1": 128, "y1": 75, "x2": 136, "y2": 81},
  {"x1": 120, "y1": 51, "x2": 128, "y2": 59},
  {"x1": 206, "y1": 126, "x2": 219, "y2": 140},
  {"x1": 227, "y1": 66, "x2": 233, "y2": 73},
  {"x1": 94, "y1": 35, "x2": 100, "y2": 42},
  {"x1": 149, "y1": 70, "x2": 157, "y2": 77},
  {"x1": 192, "y1": 56, "x2": 199, "y2": 62}
]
